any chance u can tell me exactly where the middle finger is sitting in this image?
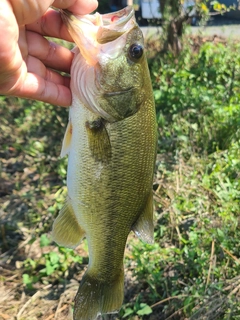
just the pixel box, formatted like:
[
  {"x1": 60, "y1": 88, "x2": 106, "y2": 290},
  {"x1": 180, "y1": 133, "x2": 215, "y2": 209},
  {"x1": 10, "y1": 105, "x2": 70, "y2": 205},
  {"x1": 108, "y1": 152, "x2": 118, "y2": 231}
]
[{"x1": 26, "y1": 30, "x2": 73, "y2": 73}]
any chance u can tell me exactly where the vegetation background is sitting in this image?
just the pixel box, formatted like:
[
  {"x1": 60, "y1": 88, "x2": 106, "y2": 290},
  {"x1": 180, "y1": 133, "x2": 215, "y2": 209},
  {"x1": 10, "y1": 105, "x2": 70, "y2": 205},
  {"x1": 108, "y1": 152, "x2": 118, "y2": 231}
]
[{"x1": 0, "y1": 2, "x2": 240, "y2": 320}]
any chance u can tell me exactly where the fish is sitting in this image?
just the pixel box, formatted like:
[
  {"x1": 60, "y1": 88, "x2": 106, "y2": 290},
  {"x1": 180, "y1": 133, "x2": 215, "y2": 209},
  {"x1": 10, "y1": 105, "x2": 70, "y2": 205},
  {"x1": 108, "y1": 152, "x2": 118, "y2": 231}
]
[{"x1": 52, "y1": 6, "x2": 157, "y2": 320}]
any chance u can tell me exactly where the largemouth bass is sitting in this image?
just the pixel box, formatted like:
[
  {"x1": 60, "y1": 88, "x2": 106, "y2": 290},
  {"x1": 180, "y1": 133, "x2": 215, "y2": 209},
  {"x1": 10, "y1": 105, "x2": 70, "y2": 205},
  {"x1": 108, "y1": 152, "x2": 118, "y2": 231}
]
[{"x1": 52, "y1": 6, "x2": 157, "y2": 320}]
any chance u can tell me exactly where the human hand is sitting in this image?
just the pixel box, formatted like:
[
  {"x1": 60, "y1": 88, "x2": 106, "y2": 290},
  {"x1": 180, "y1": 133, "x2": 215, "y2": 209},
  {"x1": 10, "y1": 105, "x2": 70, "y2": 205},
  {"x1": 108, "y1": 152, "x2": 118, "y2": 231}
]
[{"x1": 0, "y1": 0, "x2": 98, "y2": 106}]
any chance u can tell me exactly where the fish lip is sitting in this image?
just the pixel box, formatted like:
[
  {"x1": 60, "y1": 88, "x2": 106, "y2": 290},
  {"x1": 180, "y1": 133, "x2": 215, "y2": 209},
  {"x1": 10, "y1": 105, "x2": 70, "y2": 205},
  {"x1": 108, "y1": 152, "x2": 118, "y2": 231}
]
[
  {"x1": 61, "y1": 6, "x2": 135, "y2": 27},
  {"x1": 104, "y1": 88, "x2": 133, "y2": 96},
  {"x1": 101, "y1": 6, "x2": 135, "y2": 27}
]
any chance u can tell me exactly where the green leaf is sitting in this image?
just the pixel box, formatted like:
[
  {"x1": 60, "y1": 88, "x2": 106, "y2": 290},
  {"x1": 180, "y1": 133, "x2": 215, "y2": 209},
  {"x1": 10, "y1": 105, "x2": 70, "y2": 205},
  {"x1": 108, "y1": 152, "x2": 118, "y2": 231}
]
[
  {"x1": 217, "y1": 228, "x2": 225, "y2": 240},
  {"x1": 123, "y1": 307, "x2": 134, "y2": 318},
  {"x1": 40, "y1": 234, "x2": 50, "y2": 248},
  {"x1": 191, "y1": 123, "x2": 198, "y2": 131},
  {"x1": 154, "y1": 90, "x2": 161, "y2": 101},
  {"x1": 49, "y1": 252, "x2": 60, "y2": 265},
  {"x1": 137, "y1": 304, "x2": 152, "y2": 316},
  {"x1": 33, "y1": 141, "x2": 44, "y2": 152},
  {"x1": 178, "y1": 135, "x2": 189, "y2": 142},
  {"x1": 22, "y1": 273, "x2": 31, "y2": 285},
  {"x1": 46, "y1": 261, "x2": 55, "y2": 275}
]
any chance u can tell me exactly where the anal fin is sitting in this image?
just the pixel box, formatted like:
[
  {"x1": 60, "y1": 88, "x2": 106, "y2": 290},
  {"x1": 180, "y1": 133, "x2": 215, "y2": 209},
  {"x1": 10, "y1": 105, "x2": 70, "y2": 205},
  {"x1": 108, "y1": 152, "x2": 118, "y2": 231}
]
[
  {"x1": 132, "y1": 192, "x2": 154, "y2": 244},
  {"x1": 52, "y1": 198, "x2": 85, "y2": 248}
]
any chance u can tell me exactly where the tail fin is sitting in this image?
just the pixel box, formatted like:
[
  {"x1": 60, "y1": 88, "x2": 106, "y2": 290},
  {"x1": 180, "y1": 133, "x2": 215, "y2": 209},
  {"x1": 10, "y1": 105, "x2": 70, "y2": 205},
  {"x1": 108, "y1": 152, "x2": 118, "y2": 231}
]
[{"x1": 73, "y1": 269, "x2": 124, "y2": 320}]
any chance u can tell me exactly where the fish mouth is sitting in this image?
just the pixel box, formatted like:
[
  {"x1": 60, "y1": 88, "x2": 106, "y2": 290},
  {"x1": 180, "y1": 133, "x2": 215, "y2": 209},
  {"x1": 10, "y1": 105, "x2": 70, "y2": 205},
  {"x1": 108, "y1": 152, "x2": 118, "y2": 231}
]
[
  {"x1": 60, "y1": 7, "x2": 137, "y2": 65},
  {"x1": 61, "y1": 6, "x2": 134, "y2": 30},
  {"x1": 104, "y1": 88, "x2": 133, "y2": 97}
]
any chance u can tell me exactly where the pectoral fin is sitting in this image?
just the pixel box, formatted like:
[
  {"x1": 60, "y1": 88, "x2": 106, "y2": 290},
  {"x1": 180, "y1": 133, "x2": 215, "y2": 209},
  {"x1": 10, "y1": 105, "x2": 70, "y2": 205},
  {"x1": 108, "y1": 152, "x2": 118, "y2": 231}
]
[
  {"x1": 85, "y1": 118, "x2": 111, "y2": 164},
  {"x1": 60, "y1": 120, "x2": 72, "y2": 158},
  {"x1": 132, "y1": 193, "x2": 154, "y2": 244},
  {"x1": 52, "y1": 197, "x2": 85, "y2": 248}
]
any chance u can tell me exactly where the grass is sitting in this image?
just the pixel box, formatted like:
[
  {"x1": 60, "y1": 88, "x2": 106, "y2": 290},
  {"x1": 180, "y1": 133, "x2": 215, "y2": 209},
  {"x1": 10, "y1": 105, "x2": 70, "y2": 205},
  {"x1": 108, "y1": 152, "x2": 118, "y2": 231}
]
[{"x1": 0, "y1": 34, "x2": 240, "y2": 319}]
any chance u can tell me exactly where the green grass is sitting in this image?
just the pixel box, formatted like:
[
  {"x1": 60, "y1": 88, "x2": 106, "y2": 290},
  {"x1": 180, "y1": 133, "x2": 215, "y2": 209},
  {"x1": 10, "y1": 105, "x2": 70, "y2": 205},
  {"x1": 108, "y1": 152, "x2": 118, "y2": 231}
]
[{"x1": 0, "y1": 37, "x2": 239, "y2": 319}]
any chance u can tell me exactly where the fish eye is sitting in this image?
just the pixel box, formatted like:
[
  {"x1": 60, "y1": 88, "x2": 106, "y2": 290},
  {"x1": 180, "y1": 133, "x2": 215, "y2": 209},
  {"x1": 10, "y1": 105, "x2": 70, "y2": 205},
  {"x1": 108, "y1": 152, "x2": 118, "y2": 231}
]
[{"x1": 128, "y1": 44, "x2": 143, "y2": 60}]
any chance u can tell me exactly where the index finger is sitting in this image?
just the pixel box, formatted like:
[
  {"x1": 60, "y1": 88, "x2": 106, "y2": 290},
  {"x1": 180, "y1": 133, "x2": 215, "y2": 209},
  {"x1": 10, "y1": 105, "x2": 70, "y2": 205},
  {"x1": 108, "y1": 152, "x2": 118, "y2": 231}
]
[
  {"x1": 52, "y1": 0, "x2": 98, "y2": 15},
  {"x1": 26, "y1": 8, "x2": 74, "y2": 42},
  {"x1": 26, "y1": 0, "x2": 98, "y2": 42}
]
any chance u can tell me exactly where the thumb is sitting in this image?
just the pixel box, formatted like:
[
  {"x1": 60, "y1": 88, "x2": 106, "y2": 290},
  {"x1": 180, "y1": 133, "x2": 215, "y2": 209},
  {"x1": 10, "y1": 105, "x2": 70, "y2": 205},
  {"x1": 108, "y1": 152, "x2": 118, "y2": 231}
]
[
  {"x1": 8, "y1": 0, "x2": 98, "y2": 25},
  {"x1": 8, "y1": 0, "x2": 56, "y2": 25}
]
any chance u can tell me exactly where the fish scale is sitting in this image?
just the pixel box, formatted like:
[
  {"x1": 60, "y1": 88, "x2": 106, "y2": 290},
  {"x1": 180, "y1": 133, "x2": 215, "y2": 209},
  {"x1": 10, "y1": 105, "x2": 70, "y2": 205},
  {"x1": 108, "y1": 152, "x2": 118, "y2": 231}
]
[{"x1": 52, "y1": 6, "x2": 157, "y2": 320}]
